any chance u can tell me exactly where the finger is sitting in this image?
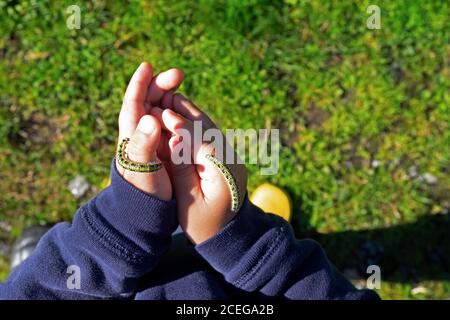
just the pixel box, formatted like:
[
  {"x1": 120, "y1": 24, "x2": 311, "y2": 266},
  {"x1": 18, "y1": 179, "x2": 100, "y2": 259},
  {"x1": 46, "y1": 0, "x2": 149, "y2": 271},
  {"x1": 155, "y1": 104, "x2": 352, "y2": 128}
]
[
  {"x1": 119, "y1": 62, "x2": 153, "y2": 142},
  {"x1": 167, "y1": 133, "x2": 202, "y2": 206},
  {"x1": 161, "y1": 108, "x2": 193, "y2": 135},
  {"x1": 168, "y1": 134, "x2": 200, "y2": 183},
  {"x1": 146, "y1": 68, "x2": 184, "y2": 104},
  {"x1": 126, "y1": 115, "x2": 161, "y2": 163},
  {"x1": 162, "y1": 108, "x2": 247, "y2": 208},
  {"x1": 156, "y1": 130, "x2": 172, "y2": 163},
  {"x1": 168, "y1": 95, "x2": 230, "y2": 176},
  {"x1": 149, "y1": 106, "x2": 177, "y2": 166},
  {"x1": 160, "y1": 91, "x2": 174, "y2": 110},
  {"x1": 149, "y1": 106, "x2": 179, "y2": 165},
  {"x1": 120, "y1": 115, "x2": 172, "y2": 200},
  {"x1": 150, "y1": 107, "x2": 172, "y2": 162},
  {"x1": 123, "y1": 62, "x2": 153, "y2": 106},
  {"x1": 150, "y1": 106, "x2": 170, "y2": 131},
  {"x1": 161, "y1": 108, "x2": 196, "y2": 161},
  {"x1": 172, "y1": 93, "x2": 215, "y2": 129},
  {"x1": 161, "y1": 109, "x2": 223, "y2": 182}
]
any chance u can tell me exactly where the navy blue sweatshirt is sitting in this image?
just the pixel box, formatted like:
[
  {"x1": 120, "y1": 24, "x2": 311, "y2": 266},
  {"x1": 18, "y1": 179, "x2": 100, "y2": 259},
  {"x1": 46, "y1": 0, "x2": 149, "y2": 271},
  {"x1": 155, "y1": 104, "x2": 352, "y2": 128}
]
[{"x1": 0, "y1": 161, "x2": 379, "y2": 300}]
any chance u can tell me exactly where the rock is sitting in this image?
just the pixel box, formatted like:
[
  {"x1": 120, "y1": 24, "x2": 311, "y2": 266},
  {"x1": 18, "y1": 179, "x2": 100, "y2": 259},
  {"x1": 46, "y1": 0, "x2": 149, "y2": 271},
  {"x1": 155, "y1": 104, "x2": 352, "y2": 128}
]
[
  {"x1": 408, "y1": 165, "x2": 418, "y2": 178},
  {"x1": 371, "y1": 160, "x2": 381, "y2": 168},
  {"x1": 0, "y1": 241, "x2": 10, "y2": 257},
  {"x1": 390, "y1": 62, "x2": 404, "y2": 83},
  {"x1": 421, "y1": 172, "x2": 438, "y2": 185},
  {"x1": 0, "y1": 221, "x2": 12, "y2": 233},
  {"x1": 411, "y1": 286, "x2": 428, "y2": 295},
  {"x1": 68, "y1": 175, "x2": 90, "y2": 199}
]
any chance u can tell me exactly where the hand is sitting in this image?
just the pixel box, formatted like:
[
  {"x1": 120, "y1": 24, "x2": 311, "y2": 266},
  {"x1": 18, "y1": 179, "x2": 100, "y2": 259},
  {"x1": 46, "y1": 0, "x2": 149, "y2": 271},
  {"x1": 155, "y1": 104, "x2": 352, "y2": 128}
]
[
  {"x1": 151, "y1": 94, "x2": 247, "y2": 244},
  {"x1": 116, "y1": 62, "x2": 184, "y2": 201}
]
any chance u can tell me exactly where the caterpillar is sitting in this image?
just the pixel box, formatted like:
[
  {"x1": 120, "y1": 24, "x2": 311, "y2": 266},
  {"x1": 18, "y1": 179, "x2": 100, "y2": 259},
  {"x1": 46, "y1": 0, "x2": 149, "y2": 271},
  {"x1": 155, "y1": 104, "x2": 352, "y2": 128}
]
[
  {"x1": 116, "y1": 138, "x2": 163, "y2": 173},
  {"x1": 205, "y1": 154, "x2": 241, "y2": 213}
]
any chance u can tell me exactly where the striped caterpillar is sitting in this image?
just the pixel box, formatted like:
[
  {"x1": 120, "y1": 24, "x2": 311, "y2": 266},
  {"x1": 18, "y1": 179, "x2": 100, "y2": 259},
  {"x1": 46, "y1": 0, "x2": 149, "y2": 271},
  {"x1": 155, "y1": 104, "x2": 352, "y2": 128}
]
[
  {"x1": 116, "y1": 138, "x2": 163, "y2": 173},
  {"x1": 205, "y1": 154, "x2": 241, "y2": 213}
]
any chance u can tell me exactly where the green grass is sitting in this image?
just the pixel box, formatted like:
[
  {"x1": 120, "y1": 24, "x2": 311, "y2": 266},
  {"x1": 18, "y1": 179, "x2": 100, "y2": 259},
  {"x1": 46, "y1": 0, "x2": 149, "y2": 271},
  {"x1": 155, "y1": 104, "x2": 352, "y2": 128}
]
[{"x1": 0, "y1": 0, "x2": 449, "y2": 299}]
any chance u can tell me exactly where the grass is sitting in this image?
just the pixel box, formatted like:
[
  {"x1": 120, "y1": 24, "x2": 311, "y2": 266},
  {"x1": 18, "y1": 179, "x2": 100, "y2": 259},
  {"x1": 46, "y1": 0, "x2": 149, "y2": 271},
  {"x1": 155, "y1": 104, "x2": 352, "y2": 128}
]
[{"x1": 0, "y1": 0, "x2": 449, "y2": 299}]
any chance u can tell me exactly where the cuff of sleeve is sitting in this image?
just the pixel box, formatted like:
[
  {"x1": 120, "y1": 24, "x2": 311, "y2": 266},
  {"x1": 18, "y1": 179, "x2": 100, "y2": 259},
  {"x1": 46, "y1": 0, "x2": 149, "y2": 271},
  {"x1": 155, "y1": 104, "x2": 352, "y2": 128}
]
[
  {"x1": 87, "y1": 159, "x2": 178, "y2": 260},
  {"x1": 195, "y1": 194, "x2": 291, "y2": 286}
]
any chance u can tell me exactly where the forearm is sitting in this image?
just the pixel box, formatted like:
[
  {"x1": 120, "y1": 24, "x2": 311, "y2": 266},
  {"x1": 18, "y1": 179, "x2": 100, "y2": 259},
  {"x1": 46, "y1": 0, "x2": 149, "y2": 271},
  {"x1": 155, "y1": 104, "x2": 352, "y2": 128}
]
[
  {"x1": 195, "y1": 196, "x2": 379, "y2": 300},
  {"x1": 0, "y1": 160, "x2": 177, "y2": 299}
]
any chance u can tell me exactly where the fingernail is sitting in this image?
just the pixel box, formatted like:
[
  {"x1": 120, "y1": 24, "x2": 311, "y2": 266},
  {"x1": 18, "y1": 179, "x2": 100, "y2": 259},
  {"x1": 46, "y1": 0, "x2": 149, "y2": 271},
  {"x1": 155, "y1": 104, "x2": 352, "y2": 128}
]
[
  {"x1": 165, "y1": 108, "x2": 175, "y2": 116},
  {"x1": 155, "y1": 68, "x2": 183, "y2": 88},
  {"x1": 137, "y1": 116, "x2": 155, "y2": 134}
]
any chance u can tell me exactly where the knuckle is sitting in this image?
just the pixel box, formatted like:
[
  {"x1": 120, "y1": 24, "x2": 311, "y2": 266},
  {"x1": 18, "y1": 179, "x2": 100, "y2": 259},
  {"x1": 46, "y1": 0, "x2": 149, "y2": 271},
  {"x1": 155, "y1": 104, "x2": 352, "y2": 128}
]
[{"x1": 127, "y1": 140, "x2": 146, "y2": 158}]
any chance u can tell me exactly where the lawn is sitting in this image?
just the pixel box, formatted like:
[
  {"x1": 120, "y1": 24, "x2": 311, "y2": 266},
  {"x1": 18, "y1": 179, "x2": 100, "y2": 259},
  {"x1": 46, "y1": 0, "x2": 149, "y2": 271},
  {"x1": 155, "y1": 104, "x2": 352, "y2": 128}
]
[{"x1": 0, "y1": 0, "x2": 449, "y2": 299}]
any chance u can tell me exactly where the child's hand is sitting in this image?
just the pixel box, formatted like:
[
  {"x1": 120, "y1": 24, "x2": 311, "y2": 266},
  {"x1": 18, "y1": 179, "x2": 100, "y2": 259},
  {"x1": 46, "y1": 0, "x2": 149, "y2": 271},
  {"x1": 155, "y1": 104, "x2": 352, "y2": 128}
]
[
  {"x1": 116, "y1": 62, "x2": 184, "y2": 201},
  {"x1": 151, "y1": 94, "x2": 247, "y2": 244}
]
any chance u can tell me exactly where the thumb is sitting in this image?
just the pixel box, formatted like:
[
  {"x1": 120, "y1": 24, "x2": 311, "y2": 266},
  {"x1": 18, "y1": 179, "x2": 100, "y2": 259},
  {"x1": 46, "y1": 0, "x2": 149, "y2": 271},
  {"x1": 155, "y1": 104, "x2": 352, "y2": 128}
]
[
  {"x1": 127, "y1": 115, "x2": 160, "y2": 163},
  {"x1": 119, "y1": 114, "x2": 172, "y2": 200}
]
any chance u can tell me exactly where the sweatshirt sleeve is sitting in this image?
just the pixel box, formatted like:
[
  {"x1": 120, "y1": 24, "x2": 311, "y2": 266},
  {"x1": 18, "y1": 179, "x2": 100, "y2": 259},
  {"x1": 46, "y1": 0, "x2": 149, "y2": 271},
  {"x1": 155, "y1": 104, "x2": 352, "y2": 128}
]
[
  {"x1": 195, "y1": 195, "x2": 380, "y2": 300},
  {"x1": 0, "y1": 160, "x2": 178, "y2": 300}
]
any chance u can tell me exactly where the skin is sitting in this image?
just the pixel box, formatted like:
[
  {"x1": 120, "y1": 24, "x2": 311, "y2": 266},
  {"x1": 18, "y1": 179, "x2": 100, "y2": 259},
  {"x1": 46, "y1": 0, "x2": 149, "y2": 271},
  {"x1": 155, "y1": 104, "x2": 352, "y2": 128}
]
[
  {"x1": 117, "y1": 62, "x2": 247, "y2": 244},
  {"x1": 116, "y1": 62, "x2": 183, "y2": 201}
]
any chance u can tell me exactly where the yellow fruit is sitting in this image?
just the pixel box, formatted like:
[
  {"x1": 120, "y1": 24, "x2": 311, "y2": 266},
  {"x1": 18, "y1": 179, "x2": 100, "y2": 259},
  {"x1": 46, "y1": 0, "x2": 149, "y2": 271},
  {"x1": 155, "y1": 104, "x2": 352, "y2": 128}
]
[{"x1": 250, "y1": 183, "x2": 292, "y2": 222}]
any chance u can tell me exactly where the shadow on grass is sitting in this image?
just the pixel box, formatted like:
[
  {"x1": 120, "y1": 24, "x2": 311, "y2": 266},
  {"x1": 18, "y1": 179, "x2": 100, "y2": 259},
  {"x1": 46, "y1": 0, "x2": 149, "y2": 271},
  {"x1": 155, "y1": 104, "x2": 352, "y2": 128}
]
[{"x1": 298, "y1": 213, "x2": 450, "y2": 283}]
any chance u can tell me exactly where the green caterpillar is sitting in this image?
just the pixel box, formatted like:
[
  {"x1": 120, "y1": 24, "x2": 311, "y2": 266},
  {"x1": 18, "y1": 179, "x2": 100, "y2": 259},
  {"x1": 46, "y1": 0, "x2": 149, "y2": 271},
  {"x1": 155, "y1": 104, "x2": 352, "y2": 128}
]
[
  {"x1": 205, "y1": 154, "x2": 240, "y2": 213},
  {"x1": 116, "y1": 138, "x2": 163, "y2": 173}
]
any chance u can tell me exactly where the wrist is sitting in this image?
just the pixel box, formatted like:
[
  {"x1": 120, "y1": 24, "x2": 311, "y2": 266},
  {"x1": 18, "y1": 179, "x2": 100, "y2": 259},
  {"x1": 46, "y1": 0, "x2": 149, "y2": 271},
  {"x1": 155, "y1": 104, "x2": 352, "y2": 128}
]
[{"x1": 91, "y1": 159, "x2": 178, "y2": 255}]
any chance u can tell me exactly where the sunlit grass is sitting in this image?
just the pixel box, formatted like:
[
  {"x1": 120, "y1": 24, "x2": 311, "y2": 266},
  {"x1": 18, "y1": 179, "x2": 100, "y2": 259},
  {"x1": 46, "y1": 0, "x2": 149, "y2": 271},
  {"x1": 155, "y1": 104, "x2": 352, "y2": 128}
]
[{"x1": 0, "y1": 0, "x2": 448, "y2": 298}]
